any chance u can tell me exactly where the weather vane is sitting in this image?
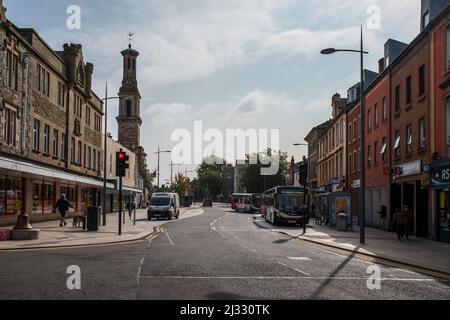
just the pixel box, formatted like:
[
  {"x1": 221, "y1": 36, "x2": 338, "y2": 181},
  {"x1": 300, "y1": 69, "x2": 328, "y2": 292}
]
[{"x1": 128, "y1": 32, "x2": 134, "y2": 49}]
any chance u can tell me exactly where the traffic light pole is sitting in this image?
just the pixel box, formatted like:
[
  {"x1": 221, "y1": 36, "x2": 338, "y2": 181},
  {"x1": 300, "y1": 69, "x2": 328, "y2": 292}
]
[{"x1": 119, "y1": 175, "x2": 123, "y2": 236}]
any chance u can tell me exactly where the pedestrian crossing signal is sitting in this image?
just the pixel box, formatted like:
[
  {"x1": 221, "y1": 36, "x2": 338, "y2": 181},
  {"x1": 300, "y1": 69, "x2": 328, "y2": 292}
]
[{"x1": 116, "y1": 149, "x2": 129, "y2": 177}]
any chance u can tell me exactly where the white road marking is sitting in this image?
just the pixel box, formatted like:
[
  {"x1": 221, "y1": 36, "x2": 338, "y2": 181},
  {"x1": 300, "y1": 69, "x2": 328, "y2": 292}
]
[
  {"x1": 288, "y1": 257, "x2": 312, "y2": 261},
  {"x1": 165, "y1": 229, "x2": 175, "y2": 246},
  {"x1": 278, "y1": 262, "x2": 311, "y2": 276},
  {"x1": 138, "y1": 275, "x2": 437, "y2": 282},
  {"x1": 136, "y1": 240, "x2": 152, "y2": 288}
]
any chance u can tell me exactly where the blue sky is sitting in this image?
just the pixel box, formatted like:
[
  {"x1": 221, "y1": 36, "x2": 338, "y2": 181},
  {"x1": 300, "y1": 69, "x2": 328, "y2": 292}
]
[{"x1": 4, "y1": 0, "x2": 421, "y2": 182}]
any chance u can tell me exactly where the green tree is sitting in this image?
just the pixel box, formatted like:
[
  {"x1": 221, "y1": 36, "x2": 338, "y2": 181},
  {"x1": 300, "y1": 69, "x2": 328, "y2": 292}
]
[
  {"x1": 238, "y1": 149, "x2": 289, "y2": 193},
  {"x1": 196, "y1": 156, "x2": 227, "y2": 199},
  {"x1": 172, "y1": 173, "x2": 191, "y2": 200},
  {"x1": 138, "y1": 159, "x2": 154, "y2": 192}
]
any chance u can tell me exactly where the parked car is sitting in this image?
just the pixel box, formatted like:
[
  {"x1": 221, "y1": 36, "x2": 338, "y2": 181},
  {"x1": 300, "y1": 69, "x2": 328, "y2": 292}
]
[
  {"x1": 203, "y1": 198, "x2": 213, "y2": 207},
  {"x1": 148, "y1": 193, "x2": 180, "y2": 220}
]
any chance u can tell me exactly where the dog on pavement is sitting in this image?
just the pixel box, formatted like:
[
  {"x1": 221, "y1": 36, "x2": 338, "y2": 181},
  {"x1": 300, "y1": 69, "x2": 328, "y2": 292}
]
[{"x1": 72, "y1": 215, "x2": 84, "y2": 228}]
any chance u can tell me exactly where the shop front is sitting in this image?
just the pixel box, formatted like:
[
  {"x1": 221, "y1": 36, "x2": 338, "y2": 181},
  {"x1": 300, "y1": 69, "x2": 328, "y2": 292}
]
[
  {"x1": 430, "y1": 160, "x2": 450, "y2": 243},
  {"x1": 0, "y1": 176, "x2": 24, "y2": 217}
]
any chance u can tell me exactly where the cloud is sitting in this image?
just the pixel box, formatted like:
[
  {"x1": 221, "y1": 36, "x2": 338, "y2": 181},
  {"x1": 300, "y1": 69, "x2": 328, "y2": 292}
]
[{"x1": 145, "y1": 102, "x2": 193, "y2": 126}]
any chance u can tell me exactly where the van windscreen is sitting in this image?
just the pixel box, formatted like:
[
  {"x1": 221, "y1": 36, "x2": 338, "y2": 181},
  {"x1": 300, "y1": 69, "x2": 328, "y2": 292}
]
[{"x1": 150, "y1": 197, "x2": 171, "y2": 206}]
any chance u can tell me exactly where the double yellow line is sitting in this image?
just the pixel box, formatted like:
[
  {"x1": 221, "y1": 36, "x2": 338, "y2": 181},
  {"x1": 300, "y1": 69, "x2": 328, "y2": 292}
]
[{"x1": 144, "y1": 226, "x2": 165, "y2": 241}]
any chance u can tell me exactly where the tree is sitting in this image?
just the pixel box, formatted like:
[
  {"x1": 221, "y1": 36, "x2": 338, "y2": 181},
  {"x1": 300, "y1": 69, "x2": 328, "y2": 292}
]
[
  {"x1": 238, "y1": 149, "x2": 289, "y2": 193},
  {"x1": 172, "y1": 173, "x2": 191, "y2": 200},
  {"x1": 138, "y1": 159, "x2": 154, "y2": 192},
  {"x1": 196, "y1": 156, "x2": 227, "y2": 199}
]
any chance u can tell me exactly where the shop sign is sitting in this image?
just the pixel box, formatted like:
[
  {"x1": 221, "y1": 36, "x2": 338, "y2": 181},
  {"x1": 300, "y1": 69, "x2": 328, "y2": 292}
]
[
  {"x1": 351, "y1": 179, "x2": 360, "y2": 189},
  {"x1": 394, "y1": 160, "x2": 421, "y2": 179},
  {"x1": 430, "y1": 160, "x2": 450, "y2": 187}
]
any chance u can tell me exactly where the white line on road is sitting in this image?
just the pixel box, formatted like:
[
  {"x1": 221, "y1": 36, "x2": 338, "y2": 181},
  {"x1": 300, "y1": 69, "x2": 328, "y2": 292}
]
[
  {"x1": 165, "y1": 229, "x2": 175, "y2": 246},
  {"x1": 278, "y1": 262, "x2": 311, "y2": 276},
  {"x1": 288, "y1": 257, "x2": 312, "y2": 261},
  {"x1": 138, "y1": 275, "x2": 437, "y2": 282},
  {"x1": 136, "y1": 240, "x2": 152, "y2": 289}
]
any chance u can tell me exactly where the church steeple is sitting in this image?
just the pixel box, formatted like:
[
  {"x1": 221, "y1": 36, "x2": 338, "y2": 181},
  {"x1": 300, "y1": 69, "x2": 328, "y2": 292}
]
[{"x1": 117, "y1": 39, "x2": 142, "y2": 153}]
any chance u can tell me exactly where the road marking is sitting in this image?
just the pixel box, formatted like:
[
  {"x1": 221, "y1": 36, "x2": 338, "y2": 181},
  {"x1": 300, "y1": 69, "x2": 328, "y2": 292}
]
[
  {"x1": 288, "y1": 257, "x2": 312, "y2": 261},
  {"x1": 136, "y1": 240, "x2": 152, "y2": 289},
  {"x1": 138, "y1": 275, "x2": 438, "y2": 282},
  {"x1": 278, "y1": 262, "x2": 311, "y2": 276},
  {"x1": 165, "y1": 229, "x2": 175, "y2": 246}
]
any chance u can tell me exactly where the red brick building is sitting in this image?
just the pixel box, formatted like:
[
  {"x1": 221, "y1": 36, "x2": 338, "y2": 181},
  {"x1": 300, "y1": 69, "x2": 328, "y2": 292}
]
[
  {"x1": 429, "y1": 6, "x2": 450, "y2": 242},
  {"x1": 346, "y1": 100, "x2": 360, "y2": 219},
  {"x1": 364, "y1": 72, "x2": 391, "y2": 228}
]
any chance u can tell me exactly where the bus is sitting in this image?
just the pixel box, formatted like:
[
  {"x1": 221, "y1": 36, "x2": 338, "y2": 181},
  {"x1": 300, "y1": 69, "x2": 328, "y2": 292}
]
[
  {"x1": 261, "y1": 186, "x2": 308, "y2": 226},
  {"x1": 231, "y1": 193, "x2": 259, "y2": 213}
]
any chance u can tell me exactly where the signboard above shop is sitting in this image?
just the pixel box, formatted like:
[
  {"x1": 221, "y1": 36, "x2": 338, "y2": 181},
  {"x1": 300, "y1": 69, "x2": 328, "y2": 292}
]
[
  {"x1": 430, "y1": 160, "x2": 450, "y2": 189},
  {"x1": 394, "y1": 160, "x2": 422, "y2": 179}
]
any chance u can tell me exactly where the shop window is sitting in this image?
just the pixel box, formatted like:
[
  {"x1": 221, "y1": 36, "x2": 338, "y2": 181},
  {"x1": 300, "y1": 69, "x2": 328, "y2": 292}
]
[
  {"x1": 60, "y1": 186, "x2": 77, "y2": 211},
  {"x1": 438, "y1": 191, "x2": 450, "y2": 235},
  {"x1": 0, "y1": 177, "x2": 23, "y2": 216},
  {"x1": 446, "y1": 97, "x2": 450, "y2": 145}
]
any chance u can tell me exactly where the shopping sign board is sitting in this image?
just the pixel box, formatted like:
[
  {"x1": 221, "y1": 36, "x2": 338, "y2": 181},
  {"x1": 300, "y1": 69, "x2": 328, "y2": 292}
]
[
  {"x1": 394, "y1": 160, "x2": 421, "y2": 179},
  {"x1": 430, "y1": 160, "x2": 450, "y2": 187}
]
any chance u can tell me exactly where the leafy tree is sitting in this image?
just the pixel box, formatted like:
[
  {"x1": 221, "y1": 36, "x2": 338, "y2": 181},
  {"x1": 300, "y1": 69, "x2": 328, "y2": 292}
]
[
  {"x1": 196, "y1": 156, "x2": 227, "y2": 199},
  {"x1": 138, "y1": 159, "x2": 154, "y2": 192},
  {"x1": 172, "y1": 173, "x2": 191, "y2": 200},
  {"x1": 238, "y1": 149, "x2": 289, "y2": 193}
]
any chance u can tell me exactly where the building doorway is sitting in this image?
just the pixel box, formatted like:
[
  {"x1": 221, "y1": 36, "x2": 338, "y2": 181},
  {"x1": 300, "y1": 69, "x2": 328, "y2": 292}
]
[{"x1": 416, "y1": 184, "x2": 429, "y2": 238}]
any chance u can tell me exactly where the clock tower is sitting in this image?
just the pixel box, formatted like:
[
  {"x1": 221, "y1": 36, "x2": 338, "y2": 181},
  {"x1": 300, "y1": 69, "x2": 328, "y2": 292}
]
[{"x1": 117, "y1": 43, "x2": 146, "y2": 161}]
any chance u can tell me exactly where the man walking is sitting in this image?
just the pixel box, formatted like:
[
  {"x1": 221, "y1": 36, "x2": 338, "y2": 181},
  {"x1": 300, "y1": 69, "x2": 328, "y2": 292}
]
[
  {"x1": 393, "y1": 208, "x2": 404, "y2": 241},
  {"x1": 403, "y1": 205, "x2": 412, "y2": 240},
  {"x1": 53, "y1": 194, "x2": 74, "y2": 227}
]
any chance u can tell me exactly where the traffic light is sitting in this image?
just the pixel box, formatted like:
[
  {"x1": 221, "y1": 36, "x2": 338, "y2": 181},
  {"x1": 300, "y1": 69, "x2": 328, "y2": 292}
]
[
  {"x1": 116, "y1": 149, "x2": 129, "y2": 177},
  {"x1": 299, "y1": 162, "x2": 308, "y2": 186}
]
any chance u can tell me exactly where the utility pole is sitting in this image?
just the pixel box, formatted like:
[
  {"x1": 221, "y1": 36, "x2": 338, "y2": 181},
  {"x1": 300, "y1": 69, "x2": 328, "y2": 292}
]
[{"x1": 154, "y1": 146, "x2": 171, "y2": 189}]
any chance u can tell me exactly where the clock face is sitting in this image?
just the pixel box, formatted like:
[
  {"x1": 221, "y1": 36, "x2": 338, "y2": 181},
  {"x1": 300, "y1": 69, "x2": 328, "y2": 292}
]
[{"x1": 125, "y1": 78, "x2": 133, "y2": 87}]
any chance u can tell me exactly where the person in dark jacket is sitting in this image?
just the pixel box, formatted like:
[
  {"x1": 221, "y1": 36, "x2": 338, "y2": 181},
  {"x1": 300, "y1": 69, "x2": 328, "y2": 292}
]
[{"x1": 54, "y1": 194, "x2": 74, "y2": 227}]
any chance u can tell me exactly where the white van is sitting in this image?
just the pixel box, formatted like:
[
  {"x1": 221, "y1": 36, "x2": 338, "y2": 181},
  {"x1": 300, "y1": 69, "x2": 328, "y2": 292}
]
[{"x1": 147, "y1": 193, "x2": 180, "y2": 221}]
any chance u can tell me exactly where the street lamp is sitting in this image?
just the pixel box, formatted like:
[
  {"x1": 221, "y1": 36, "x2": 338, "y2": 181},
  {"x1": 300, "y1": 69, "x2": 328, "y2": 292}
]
[
  {"x1": 169, "y1": 162, "x2": 181, "y2": 185},
  {"x1": 154, "y1": 146, "x2": 171, "y2": 189},
  {"x1": 321, "y1": 26, "x2": 368, "y2": 245},
  {"x1": 294, "y1": 143, "x2": 309, "y2": 234}
]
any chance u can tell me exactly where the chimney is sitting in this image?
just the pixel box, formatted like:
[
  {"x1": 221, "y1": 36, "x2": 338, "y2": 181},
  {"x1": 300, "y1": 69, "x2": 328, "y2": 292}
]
[
  {"x1": 85, "y1": 62, "x2": 94, "y2": 98},
  {"x1": 378, "y1": 58, "x2": 385, "y2": 73}
]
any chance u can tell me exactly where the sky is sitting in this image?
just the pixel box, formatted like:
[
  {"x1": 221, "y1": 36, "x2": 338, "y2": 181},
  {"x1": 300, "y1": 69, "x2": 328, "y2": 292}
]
[{"x1": 4, "y1": 0, "x2": 422, "y2": 184}]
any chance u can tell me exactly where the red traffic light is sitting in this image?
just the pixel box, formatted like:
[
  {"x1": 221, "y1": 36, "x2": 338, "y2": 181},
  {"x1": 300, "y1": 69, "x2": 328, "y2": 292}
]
[{"x1": 118, "y1": 152, "x2": 125, "y2": 160}]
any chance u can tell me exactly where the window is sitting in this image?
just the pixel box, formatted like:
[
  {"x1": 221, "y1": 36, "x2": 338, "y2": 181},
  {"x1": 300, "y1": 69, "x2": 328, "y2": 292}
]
[
  {"x1": 348, "y1": 154, "x2": 352, "y2": 173},
  {"x1": 374, "y1": 141, "x2": 378, "y2": 165},
  {"x1": 367, "y1": 109, "x2": 372, "y2": 132},
  {"x1": 367, "y1": 145, "x2": 372, "y2": 167},
  {"x1": 382, "y1": 97, "x2": 387, "y2": 121},
  {"x1": 385, "y1": 55, "x2": 390, "y2": 67},
  {"x1": 348, "y1": 123, "x2": 352, "y2": 144},
  {"x1": 126, "y1": 100, "x2": 132, "y2": 117},
  {"x1": 74, "y1": 95, "x2": 82, "y2": 117},
  {"x1": 36, "y1": 64, "x2": 50, "y2": 96},
  {"x1": 6, "y1": 50, "x2": 11, "y2": 87},
  {"x1": 33, "y1": 119, "x2": 40, "y2": 151},
  {"x1": 86, "y1": 107, "x2": 91, "y2": 125},
  {"x1": 406, "y1": 125, "x2": 413, "y2": 154},
  {"x1": 395, "y1": 85, "x2": 400, "y2": 113},
  {"x1": 97, "y1": 151, "x2": 101, "y2": 172},
  {"x1": 11, "y1": 54, "x2": 18, "y2": 91},
  {"x1": 94, "y1": 113, "x2": 101, "y2": 132},
  {"x1": 88, "y1": 147, "x2": 92, "y2": 169},
  {"x1": 84, "y1": 144, "x2": 86, "y2": 167},
  {"x1": 61, "y1": 133, "x2": 66, "y2": 160},
  {"x1": 71, "y1": 138, "x2": 75, "y2": 162},
  {"x1": 419, "y1": 118, "x2": 426, "y2": 149},
  {"x1": 381, "y1": 138, "x2": 387, "y2": 162},
  {"x1": 419, "y1": 65, "x2": 426, "y2": 97},
  {"x1": 394, "y1": 131, "x2": 400, "y2": 157},
  {"x1": 423, "y1": 10, "x2": 430, "y2": 29},
  {"x1": 406, "y1": 75, "x2": 412, "y2": 105},
  {"x1": 374, "y1": 104, "x2": 379, "y2": 128},
  {"x1": 93, "y1": 149, "x2": 97, "y2": 171},
  {"x1": 353, "y1": 120, "x2": 357, "y2": 141},
  {"x1": 53, "y1": 129, "x2": 59, "y2": 158},
  {"x1": 77, "y1": 141, "x2": 82, "y2": 164},
  {"x1": 58, "y1": 82, "x2": 66, "y2": 108},
  {"x1": 354, "y1": 151, "x2": 357, "y2": 173},
  {"x1": 43, "y1": 125, "x2": 50, "y2": 154},
  {"x1": 3, "y1": 108, "x2": 17, "y2": 146},
  {"x1": 446, "y1": 25, "x2": 450, "y2": 71},
  {"x1": 447, "y1": 97, "x2": 450, "y2": 145}
]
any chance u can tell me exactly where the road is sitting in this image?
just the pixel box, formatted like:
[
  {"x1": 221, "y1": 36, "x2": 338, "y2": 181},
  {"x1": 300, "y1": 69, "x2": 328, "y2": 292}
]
[{"x1": 0, "y1": 204, "x2": 449, "y2": 300}]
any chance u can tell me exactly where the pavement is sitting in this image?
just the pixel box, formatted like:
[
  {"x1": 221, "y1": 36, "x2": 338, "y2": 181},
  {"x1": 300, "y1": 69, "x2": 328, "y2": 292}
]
[
  {"x1": 253, "y1": 215, "x2": 450, "y2": 276},
  {"x1": 0, "y1": 204, "x2": 448, "y2": 300},
  {"x1": 0, "y1": 206, "x2": 204, "y2": 250}
]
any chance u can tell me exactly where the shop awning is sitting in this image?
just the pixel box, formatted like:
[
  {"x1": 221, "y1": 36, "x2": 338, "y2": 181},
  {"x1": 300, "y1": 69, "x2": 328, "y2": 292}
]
[{"x1": 0, "y1": 155, "x2": 115, "y2": 189}]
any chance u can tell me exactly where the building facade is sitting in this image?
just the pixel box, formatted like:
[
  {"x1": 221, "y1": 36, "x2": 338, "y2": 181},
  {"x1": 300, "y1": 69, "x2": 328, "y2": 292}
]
[{"x1": 0, "y1": 3, "x2": 108, "y2": 226}]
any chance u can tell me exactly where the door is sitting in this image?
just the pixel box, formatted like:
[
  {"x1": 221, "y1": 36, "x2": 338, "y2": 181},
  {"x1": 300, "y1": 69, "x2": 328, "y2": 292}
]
[
  {"x1": 403, "y1": 182, "x2": 415, "y2": 235},
  {"x1": 416, "y1": 184, "x2": 429, "y2": 238}
]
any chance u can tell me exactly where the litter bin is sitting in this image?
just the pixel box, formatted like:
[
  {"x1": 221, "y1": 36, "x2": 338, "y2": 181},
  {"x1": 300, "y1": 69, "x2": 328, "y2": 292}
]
[
  {"x1": 87, "y1": 206, "x2": 100, "y2": 231},
  {"x1": 337, "y1": 212, "x2": 348, "y2": 231}
]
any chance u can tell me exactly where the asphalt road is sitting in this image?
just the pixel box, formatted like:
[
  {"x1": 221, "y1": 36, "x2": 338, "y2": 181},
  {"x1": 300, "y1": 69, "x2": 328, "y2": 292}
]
[{"x1": 0, "y1": 204, "x2": 449, "y2": 300}]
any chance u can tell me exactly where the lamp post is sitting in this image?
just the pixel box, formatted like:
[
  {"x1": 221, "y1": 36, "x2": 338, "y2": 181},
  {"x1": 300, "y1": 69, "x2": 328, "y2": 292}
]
[
  {"x1": 154, "y1": 146, "x2": 171, "y2": 189},
  {"x1": 321, "y1": 26, "x2": 368, "y2": 244},
  {"x1": 169, "y1": 162, "x2": 181, "y2": 186},
  {"x1": 101, "y1": 83, "x2": 131, "y2": 226}
]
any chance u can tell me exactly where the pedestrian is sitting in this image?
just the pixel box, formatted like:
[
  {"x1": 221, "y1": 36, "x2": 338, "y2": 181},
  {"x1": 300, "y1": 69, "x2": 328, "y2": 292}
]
[
  {"x1": 393, "y1": 208, "x2": 404, "y2": 240},
  {"x1": 403, "y1": 205, "x2": 412, "y2": 240},
  {"x1": 53, "y1": 194, "x2": 74, "y2": 227},
  {"x1": 379, "y1": 205, "x2": 387, "y2": 231}
]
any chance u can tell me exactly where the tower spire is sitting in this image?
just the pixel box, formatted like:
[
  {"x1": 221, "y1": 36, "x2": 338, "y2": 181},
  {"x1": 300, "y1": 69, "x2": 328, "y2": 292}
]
[{"x1": 128, "y1": 32, "x2": 134, "y2": 49}]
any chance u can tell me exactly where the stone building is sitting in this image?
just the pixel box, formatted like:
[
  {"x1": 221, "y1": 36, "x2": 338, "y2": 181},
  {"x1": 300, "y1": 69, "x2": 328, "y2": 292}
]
[{"x1": 0, "y1": 2, "x2": 108, "y2": 225}]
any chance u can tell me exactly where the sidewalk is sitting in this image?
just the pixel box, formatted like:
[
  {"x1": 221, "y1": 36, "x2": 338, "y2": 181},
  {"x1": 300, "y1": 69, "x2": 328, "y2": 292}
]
[
  {"x1": 0, "y1": 206, "x2": 203, "y2": 250},
  {"x1": 254, "y1": 218, "x2": 450, "y2": 276}
]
